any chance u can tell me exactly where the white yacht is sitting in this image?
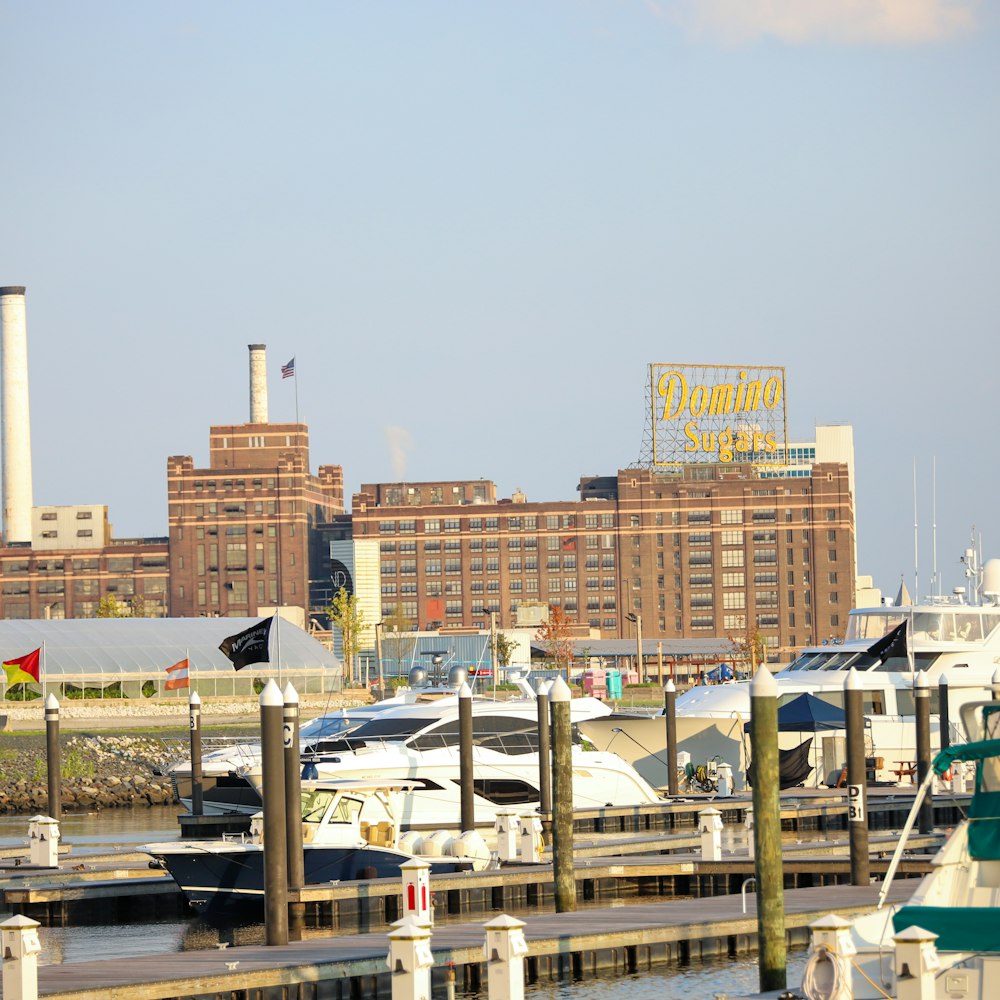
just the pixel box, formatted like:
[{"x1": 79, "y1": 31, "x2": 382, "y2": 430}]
[
  {"x1": 581, "y1": 557, "x2": 1000, "y2": 790},
  {"x1": 241, "y1": 690, "x2": 663, "y2": 829},
  {"x1": 165, "y1": 666, "x2": 469, "y2": 814}
]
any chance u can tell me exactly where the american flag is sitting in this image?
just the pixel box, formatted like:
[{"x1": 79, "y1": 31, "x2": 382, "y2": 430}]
[{"x1": 281, "y1": 357, "x2": 295, "y2": 379}]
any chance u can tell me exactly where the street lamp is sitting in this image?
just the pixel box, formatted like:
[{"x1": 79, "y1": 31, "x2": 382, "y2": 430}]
[
  {"x1": 625, "y1": 612, "x2": 643, "y2": 681},
  {"x1": 477, "y1": 607, "x2": 499, "y2": 694}
]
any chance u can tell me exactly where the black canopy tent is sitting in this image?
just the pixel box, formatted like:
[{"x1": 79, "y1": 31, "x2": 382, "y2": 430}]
[{"x1": 744, "y1": 693, "x2": 850, "y2": 789}]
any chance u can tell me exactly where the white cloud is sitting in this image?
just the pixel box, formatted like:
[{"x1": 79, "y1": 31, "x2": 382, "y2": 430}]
[{"x1": 662, "y1": 0, "x2": 978, "y2": 46}]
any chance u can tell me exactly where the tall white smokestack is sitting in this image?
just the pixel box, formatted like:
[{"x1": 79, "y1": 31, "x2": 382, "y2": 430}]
[
  {"x1": 248, "y1": 343, "x2": 268, "y2": 424},
  {"x1": 0, "y1": 286, "x2": 34, "y2": 544}
]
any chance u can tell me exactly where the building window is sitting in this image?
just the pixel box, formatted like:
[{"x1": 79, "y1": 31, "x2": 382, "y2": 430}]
[{"x1": 40, "y1": 512, "x2": 57, "y2": 521}]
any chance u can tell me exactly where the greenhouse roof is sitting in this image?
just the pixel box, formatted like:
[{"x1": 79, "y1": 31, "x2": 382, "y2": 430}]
[{"x1": 0, "y1": 617, "x2": 341, "y2": 678}]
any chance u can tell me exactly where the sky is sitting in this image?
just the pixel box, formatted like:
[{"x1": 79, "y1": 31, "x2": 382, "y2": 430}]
[{"x1": 2, "y1": 1, "x2": 998, "y2": 601}]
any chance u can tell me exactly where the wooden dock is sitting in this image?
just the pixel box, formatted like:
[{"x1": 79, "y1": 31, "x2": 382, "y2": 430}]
[{"x1": 0, "y1": 881, "x2": 914, "y2": 1000}]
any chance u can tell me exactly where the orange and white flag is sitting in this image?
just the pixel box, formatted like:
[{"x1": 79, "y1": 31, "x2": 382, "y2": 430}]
[{"x1": 165, "y1": 658, "x2": 190, "y2": 690}]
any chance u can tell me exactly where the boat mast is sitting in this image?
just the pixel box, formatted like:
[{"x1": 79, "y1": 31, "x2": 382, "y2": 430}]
[{"x1": 913, "y1": 459, "x2": 919, "y2": 603}]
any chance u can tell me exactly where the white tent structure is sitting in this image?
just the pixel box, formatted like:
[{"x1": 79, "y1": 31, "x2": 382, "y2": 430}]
[{"x1": 0, "y1": 617, "x2": 342, "y2": 700}]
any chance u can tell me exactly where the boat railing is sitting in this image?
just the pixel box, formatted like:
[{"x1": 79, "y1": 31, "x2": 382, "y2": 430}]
[
  {"x1": 306, "y1": 728, "x2": 552, "y2": 758},
  {"x1": 160, "y1": 736, "x2": 261, "y2": 766}
]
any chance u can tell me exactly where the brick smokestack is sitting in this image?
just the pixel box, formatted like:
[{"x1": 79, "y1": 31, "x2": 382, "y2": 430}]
[
  {"x1": 249, "y1": 343, "x2": 268, "y2": 424},
  {"x1": 0, "y1": 286, "x2": 34, "y2": 544}
]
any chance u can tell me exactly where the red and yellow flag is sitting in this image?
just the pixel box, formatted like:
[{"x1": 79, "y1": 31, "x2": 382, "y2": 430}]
[
  {"x1": 165, "y1": 658, "x2": 190, "y2": 690},
  {"x1": 2, "y1": 648, "x2": 40, "y2": 686}
]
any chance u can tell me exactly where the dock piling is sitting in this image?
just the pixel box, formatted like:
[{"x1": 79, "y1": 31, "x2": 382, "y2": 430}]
[
  {"x1": 283, "y1": 682, "x2": 305, "y2": 941},
  {"x1": 664, "y1": 680, "x2": 678, "y2": 796},
  {"x1": 44, "y1": 695, "x2": 60, "y2": 824},
  {"x1": 915, "y1": 671, "x2": 932, "y2": 835},
  {"x1": 536, "y1": 681, "x2": 552, "y2": 843},
  {"x1": 698, "y1": 808, "x2": 723, "y2": 862},
  {"x1": 459, "y1": 682, "x2": 475, "y2": 833},
  {"x1": 548, "y1": 676, "x2": 576, "y2": 913},
  {"x1": 750, "y1": 666, "x2": 786, "y2": 993},
  {"x1": 845, "y1": 668, "x2": 870, "y2": 886},
  {"x1": 259, "y1": 678, "x2": 288, "y2": 946},
  {"x1": 188, "y1": 691, "x2": 203, "y2": 816}
]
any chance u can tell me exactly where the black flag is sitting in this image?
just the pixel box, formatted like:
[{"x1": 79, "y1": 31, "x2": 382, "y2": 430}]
[
  {"x1": 219, "y1": 617, "x2": 273, "y2": 671},
  {"x1": 867, "y1": 620, "x2": 907, "y2": 663}
]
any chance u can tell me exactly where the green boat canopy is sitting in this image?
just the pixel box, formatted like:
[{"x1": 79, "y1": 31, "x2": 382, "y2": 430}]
[{"x1": 932, "y1": 740, "x2": 1000, "y2": 776}]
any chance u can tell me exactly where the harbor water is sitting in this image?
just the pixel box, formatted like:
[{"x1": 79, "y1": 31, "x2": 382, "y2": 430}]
[{"x1": 2, "y1": 807, "x2": 812, "y2": 996}]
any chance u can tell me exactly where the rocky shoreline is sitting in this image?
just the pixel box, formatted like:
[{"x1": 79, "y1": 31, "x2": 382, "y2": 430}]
[{"x1": 0, "y1": 734, "x2": 179, "y2": 814}]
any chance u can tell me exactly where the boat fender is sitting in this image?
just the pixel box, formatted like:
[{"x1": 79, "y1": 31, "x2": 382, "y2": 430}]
[{"x1": 801, "y1": 945, "x2": 850, "y2": 1000}]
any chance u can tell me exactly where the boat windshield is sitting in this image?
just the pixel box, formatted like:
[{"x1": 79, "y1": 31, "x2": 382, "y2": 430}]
[
  {"x1": 846, "y1": 611, "x2": 907, "y2": 642},
  {"x1": 784, "y1": 651, "x2": 880, "y2": 672},
  {"x1": 300, "y1": 715, "x2": 360, "y2": 741},
  {"x1": 848, "y1": 609, "x2": 1000, "y2": 644},
  {"x1": 301, "y1": 789, "x2": 338, "y2": 823}
]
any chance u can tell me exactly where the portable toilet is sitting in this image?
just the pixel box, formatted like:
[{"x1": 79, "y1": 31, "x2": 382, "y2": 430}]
[
  {"x1": 606, "y1": 668, "x2": 623, "y2": 700},
  {"x1": 581, "y1": 668, "x2": 608, "y2": 700}
]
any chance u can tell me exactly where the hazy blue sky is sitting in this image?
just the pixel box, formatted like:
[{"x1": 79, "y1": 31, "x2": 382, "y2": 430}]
[{"x1": 2, "y1": 1, "x2": 997, "y2": 599}]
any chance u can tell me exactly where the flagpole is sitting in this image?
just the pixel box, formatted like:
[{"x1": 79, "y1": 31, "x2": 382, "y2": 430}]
[
  {"x1": 42, "y1": 640, "x2": 46, "y2": 701},
  {"x1": 274, "y1": 613, "x2": 282, "y2": 686},
  {"x1": 294, "y1": 363, "x2": 299, "y2": 424}
]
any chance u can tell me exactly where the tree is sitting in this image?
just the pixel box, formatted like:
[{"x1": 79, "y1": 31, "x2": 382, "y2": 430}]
[
  {"x1": 382, "y1": 605, "x2": 417, "y2": 673},
  {"x1": 96, "y1": 594, "x2": 129, "y2": 618},
  {"x1": 494, "y1": 633, "x2": 518, "y2": 671},
  {"x1": 728, "y1": 622, "x2": 768, "y2": 677},
  {"x1": 535, "y1": 606, "x2": 574, "y2": 678},
  {"x1": 129, "y1": 594, "x2": 148, "y2": 618},
  {"x1": 327, "y1": 586, "x2": 366, "y2": 686}
]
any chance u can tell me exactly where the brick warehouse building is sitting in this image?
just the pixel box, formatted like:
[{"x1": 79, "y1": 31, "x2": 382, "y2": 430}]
[
  {"x1": 167, "y1": 422, "x2": 343, "y2": 618},
  {"x1": 345, "y1": 450, "x2": 856, "y2": 658}
]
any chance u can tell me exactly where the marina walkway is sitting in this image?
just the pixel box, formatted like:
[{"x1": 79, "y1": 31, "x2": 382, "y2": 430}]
[{"x1": 2, "y1": 881, "x2": 913, "y2": 1000}]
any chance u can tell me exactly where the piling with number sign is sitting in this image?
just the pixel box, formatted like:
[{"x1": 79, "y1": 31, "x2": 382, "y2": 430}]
[
  {"x1": 750, "y1": 667, "x2": 786, "y2": 993},
  {"x1": 44, "y1": 695, "x2": 60, "y2": 824},
  {"x1": 188, "y1": 692, "x2": 203, "y2": 816},
  {"x1": 548, "y1": 676, "x2": 576, "y2": 913},
  {"x1": 844, "y1": 668, "x2": 869, "y2": 886},
  {"x1": 259, "y1": 679, "x2": 288, "y2": 946}
]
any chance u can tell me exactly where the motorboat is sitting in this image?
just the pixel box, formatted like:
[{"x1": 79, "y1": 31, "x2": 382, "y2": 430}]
[
  {"x1": 144, "y1": 778, "x2": 493, "y2": 921},
  {"x1": 240, "y1": 691, "x2": 664, "y2": 829},
  {"x1": 581, "y1": 556, "x2": 1000, "y2": 790},
  {"x1": 164, "y1": 666, "x2": 478, "y2": 814},
  {"x1": 810, "y1": 698, "x2": 1000, "y2": 998}
]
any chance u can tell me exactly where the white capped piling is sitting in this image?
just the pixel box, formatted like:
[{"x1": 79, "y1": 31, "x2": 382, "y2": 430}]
[
  {"x1": 1, "y1": 914, "x2": 42, "y2": 1000},
  {"x1": 188, "y1": 691, "x2": 203, "y2": 816},
  {"x1": 387, "y1": 915, "x2": 434, "y2": 1000},
  {"x1": 698, "y1": 808, "x2": 723, "y2": 862},
  {"x1": 664, "y1": 679, "x2": 678, "y2": 795},
  {"x1": 44, "y1": 694, "x2": 60, "y2": 824},
  {"x1": 484, "y1": 914, "x2": 530, "y2": 1000},
  {"x1": 283, "y1": 682, "x2": 305, "y2": 940},
  {"x1": 716, "y1": 762, "x2": 734, "y2": 797},
  {"x1": 803, "y1": 914, "x2": 855, "y2": 1000},
  {"x1": 259, "y1": 679, "x2": 288, "y2": 945},
  {"x1": 27, "y1": 816, "x2": 58, "y2": 869},
  {"x1": 893, "y1": 925, "x2": 940, "y2": 1000},
  {"x1": 548, "y1": 676, "x2": 576, "y2": 912},
  {"x1": 845, "y1": 668, "x2": 870, "y2": 885},
  {"x1": 495, "y1": 810, "x2": 521, "y2": 863},
  {"x1": 915, "y1": 671, "x2": 933, "y2": 835},
  {"x1": 400, "y1": 858, "x2": 433, "y2": 927},
  {"x1": 458, "y1": 682, "x2": 475, "y2": 833},
  {"x1": 750, "y1": 666, "x2": 786, "y2": 993},
  {"x1": 535, "y1": 680, "x2": 552, "y2": 842},
  {"x1": 519, "y1": 815, "x2": 543, "y2": 864}
]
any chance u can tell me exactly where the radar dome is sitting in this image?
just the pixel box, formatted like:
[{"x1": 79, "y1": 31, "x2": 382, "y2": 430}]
[
  {"x1": 448, "y1": 664, "x2": 468, "y2": 688},
  {"x1": 984, "y1": 559, "x2": 1000, "y2": 604},
  {"x1": 407, "y1": 666, "x2": 428, "y2": 688}
]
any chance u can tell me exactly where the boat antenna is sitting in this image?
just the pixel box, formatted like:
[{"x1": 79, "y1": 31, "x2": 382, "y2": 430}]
[
  {"x1": 912, "y1": 458, "x2": 919, "y2": 602},
  {"x1": 932, "y1": 456, "x2": 938, "y2": 598}
]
